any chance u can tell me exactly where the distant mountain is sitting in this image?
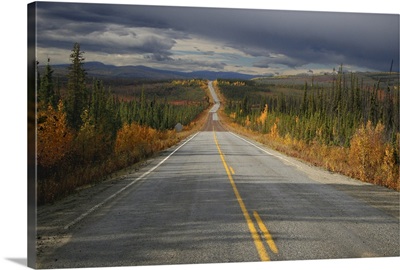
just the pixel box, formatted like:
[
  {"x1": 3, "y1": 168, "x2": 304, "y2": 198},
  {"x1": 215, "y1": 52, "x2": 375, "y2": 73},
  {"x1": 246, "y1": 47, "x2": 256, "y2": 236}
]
[
  {"x1": 44, "y1": 61, "x2": 257, "y2": 80},
  {"x1": 187, "y1": 70, "x2": 256, "y2": 80}
]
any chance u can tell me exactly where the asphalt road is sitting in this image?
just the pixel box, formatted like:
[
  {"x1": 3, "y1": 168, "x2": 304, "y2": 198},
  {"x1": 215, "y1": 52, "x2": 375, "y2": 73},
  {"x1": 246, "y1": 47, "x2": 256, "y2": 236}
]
[{"x1": 36, "y1": 81, "x2": 399, "y2": 268}]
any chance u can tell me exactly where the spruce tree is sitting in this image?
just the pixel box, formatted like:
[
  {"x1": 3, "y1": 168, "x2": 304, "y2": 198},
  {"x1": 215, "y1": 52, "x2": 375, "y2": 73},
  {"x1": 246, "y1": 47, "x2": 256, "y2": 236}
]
[
  {"x1": 38, "y1": 58, "x2": 55, "y2": 108},
  {"x1": 301, "y1": 81, "x2": 308, "y2": 114},
  {"x1": 65, "y1": 43, "x2": 87, "y2": 130}
]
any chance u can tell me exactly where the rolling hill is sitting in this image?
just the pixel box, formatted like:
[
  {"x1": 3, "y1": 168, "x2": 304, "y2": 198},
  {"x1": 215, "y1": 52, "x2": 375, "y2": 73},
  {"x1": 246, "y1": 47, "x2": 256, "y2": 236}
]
[{"x1": 42, "y1": 61, "x2": 257, "y2": 80}]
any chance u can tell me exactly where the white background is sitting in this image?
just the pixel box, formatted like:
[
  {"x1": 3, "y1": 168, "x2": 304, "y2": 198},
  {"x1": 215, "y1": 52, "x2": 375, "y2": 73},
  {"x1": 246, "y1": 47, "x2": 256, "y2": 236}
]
[{"x1": 1, "y1": 1, "x2": 399, "y2": 270}]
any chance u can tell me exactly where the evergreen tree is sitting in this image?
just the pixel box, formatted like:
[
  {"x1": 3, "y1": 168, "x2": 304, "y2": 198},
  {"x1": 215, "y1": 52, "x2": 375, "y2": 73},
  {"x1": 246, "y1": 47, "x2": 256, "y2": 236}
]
[
  {"x1": 54, "y1": 76, "x2": 61, "y2": 108},
  {"x1": 89, "y1": 79, "x2": 121, "y2": 150},
  {"x1": 38, "y1": 58, "x2": 56, "y2": 108},
  {"x1": 139, "y1": 88, "x2": 146, "y2": 125},
  {"x1": 65, "y1": 43, "x2": 87, "y2": 130},
  {"x1": 301, "y1": 81, "x2": 308, "y2": 114}
]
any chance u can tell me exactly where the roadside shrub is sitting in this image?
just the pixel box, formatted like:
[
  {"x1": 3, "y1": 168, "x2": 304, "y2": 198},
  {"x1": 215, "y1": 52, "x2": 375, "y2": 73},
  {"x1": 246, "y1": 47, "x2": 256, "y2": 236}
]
[
  {"x1": 37, "y1": 102, "x2": 73, "y2": 168},
  {"x1": 348, "y1": 121, "x2": 397, "y2": 188}
]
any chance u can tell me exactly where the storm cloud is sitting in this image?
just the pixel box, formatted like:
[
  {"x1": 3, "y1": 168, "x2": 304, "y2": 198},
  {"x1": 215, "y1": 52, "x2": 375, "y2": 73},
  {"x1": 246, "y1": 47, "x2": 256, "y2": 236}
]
[{"x1": 35, "y1": 2, "x2": 399, "y2": 74}]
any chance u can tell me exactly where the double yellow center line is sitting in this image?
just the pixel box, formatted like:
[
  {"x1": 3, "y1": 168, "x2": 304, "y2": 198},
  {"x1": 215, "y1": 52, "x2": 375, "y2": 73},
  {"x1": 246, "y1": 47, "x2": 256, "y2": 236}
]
[{"x1": 213, "y1": 130, "x2": 278, "y2": 261}]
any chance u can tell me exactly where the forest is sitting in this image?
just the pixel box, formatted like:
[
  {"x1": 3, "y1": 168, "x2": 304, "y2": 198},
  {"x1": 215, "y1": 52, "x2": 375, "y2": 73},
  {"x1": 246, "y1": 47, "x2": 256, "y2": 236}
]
[
  {"x1": 218, "y1": 67, "x2": 399, "y2": 191},
  {"x1": 36, "y1": 43, "x2": 210, "y2": 204}
]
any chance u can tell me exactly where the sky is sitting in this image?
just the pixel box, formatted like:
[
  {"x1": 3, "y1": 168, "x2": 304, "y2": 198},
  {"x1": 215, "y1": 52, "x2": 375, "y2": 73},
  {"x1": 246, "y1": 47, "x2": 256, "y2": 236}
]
[{"x1": 34, "y1": 1, "x2": 399, "y2": 76}]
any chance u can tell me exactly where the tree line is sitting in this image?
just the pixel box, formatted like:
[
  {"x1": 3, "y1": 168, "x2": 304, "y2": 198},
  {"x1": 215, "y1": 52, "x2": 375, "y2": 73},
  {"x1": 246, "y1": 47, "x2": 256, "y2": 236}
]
[
  {"x1": 219, "y1": 67, "x2": 399, "y2": 190},
  {"x1": 36, "y1": 43, "x2": 209, "y2": 204}
]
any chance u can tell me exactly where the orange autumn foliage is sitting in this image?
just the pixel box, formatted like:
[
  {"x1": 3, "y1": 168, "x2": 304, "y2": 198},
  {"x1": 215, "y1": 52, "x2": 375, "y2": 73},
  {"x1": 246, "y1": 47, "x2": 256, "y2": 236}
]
[
  {"x1": 114, "y1": 122, "x2": 178, "y2": 165},
  {"x1": 37, "y1": 102, "x2": 73, "y2": 168}
]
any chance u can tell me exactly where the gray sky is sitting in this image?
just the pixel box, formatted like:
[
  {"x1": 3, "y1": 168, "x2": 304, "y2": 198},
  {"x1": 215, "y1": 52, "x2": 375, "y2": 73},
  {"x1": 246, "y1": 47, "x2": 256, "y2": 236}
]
[{"x1": 35, "y1": 1, "x2": 399, "y2": 75}]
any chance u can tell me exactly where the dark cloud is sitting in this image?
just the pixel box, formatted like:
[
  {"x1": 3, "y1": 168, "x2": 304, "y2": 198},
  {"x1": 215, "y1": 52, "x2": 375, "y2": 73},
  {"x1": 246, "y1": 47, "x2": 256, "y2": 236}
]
[
  {"x1": 193, "y1": 47, "x2": 215, "y2": 55},
  {"x1": 202, "y1": 51, "x2": 215, "y2": 56},
  {"x1": 253, "y1": 54, "x2": 308, "y2": 69},
  {"x1": 36, "y1": 2, "x2": 399, "y2": 72},
  {"x1": 145, "y1": 54, "x2": 172, "y2": 61}
]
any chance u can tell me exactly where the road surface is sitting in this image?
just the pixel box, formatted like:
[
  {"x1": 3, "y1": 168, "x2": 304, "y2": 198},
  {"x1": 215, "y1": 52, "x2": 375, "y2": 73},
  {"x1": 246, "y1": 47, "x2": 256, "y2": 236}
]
[{"x1": 36, "y1": 81, "x2": 399, "y2": 268}]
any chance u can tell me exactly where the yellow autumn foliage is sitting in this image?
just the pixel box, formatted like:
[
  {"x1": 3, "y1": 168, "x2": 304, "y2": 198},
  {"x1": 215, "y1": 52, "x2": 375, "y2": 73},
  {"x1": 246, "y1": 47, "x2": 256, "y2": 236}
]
[
  {"x1": 245, "y1": 115, "x2": 251, "y2": 127},
  {"x1": 258, "y1": 104, "x2": 268, "y2": 124},
  {"x1": 349, "y1": 121, "x2": 384, "y2": 180},
  {"x1": 270, "y1": 118, "x2": 280, "y2": 139},
  {"x1": 349, "y1": 121, "x2": 398, "y2": 189}
]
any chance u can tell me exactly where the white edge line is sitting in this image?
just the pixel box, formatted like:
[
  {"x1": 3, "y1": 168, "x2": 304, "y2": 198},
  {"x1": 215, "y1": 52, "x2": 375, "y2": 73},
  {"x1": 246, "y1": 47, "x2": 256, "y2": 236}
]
[
  {"x1": 228, "y1": 131, "x2": 301, "y2": 169},
  {"x1": 64, "y1": 132, "x2": 200, "y2": 230}
]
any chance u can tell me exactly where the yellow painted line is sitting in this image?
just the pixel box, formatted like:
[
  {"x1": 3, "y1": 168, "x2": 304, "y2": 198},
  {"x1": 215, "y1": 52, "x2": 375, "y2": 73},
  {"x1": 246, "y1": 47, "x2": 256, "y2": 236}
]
[
  {"x1": 253, "y1": 211, "x2": 279, "y2": 254},
  {"x1": 213, "y1": 131, "x2": 270, "y2": 262},
  {"x1": 229, "y1": 166, "x2": 235, "y2": 175}
]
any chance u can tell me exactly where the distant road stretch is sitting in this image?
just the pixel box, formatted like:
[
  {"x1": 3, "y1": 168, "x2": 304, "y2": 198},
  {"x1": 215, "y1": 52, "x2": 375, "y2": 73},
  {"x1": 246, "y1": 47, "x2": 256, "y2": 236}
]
[{"x1": 37, "y1": 81, "x2": 399, "y2": 268}]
